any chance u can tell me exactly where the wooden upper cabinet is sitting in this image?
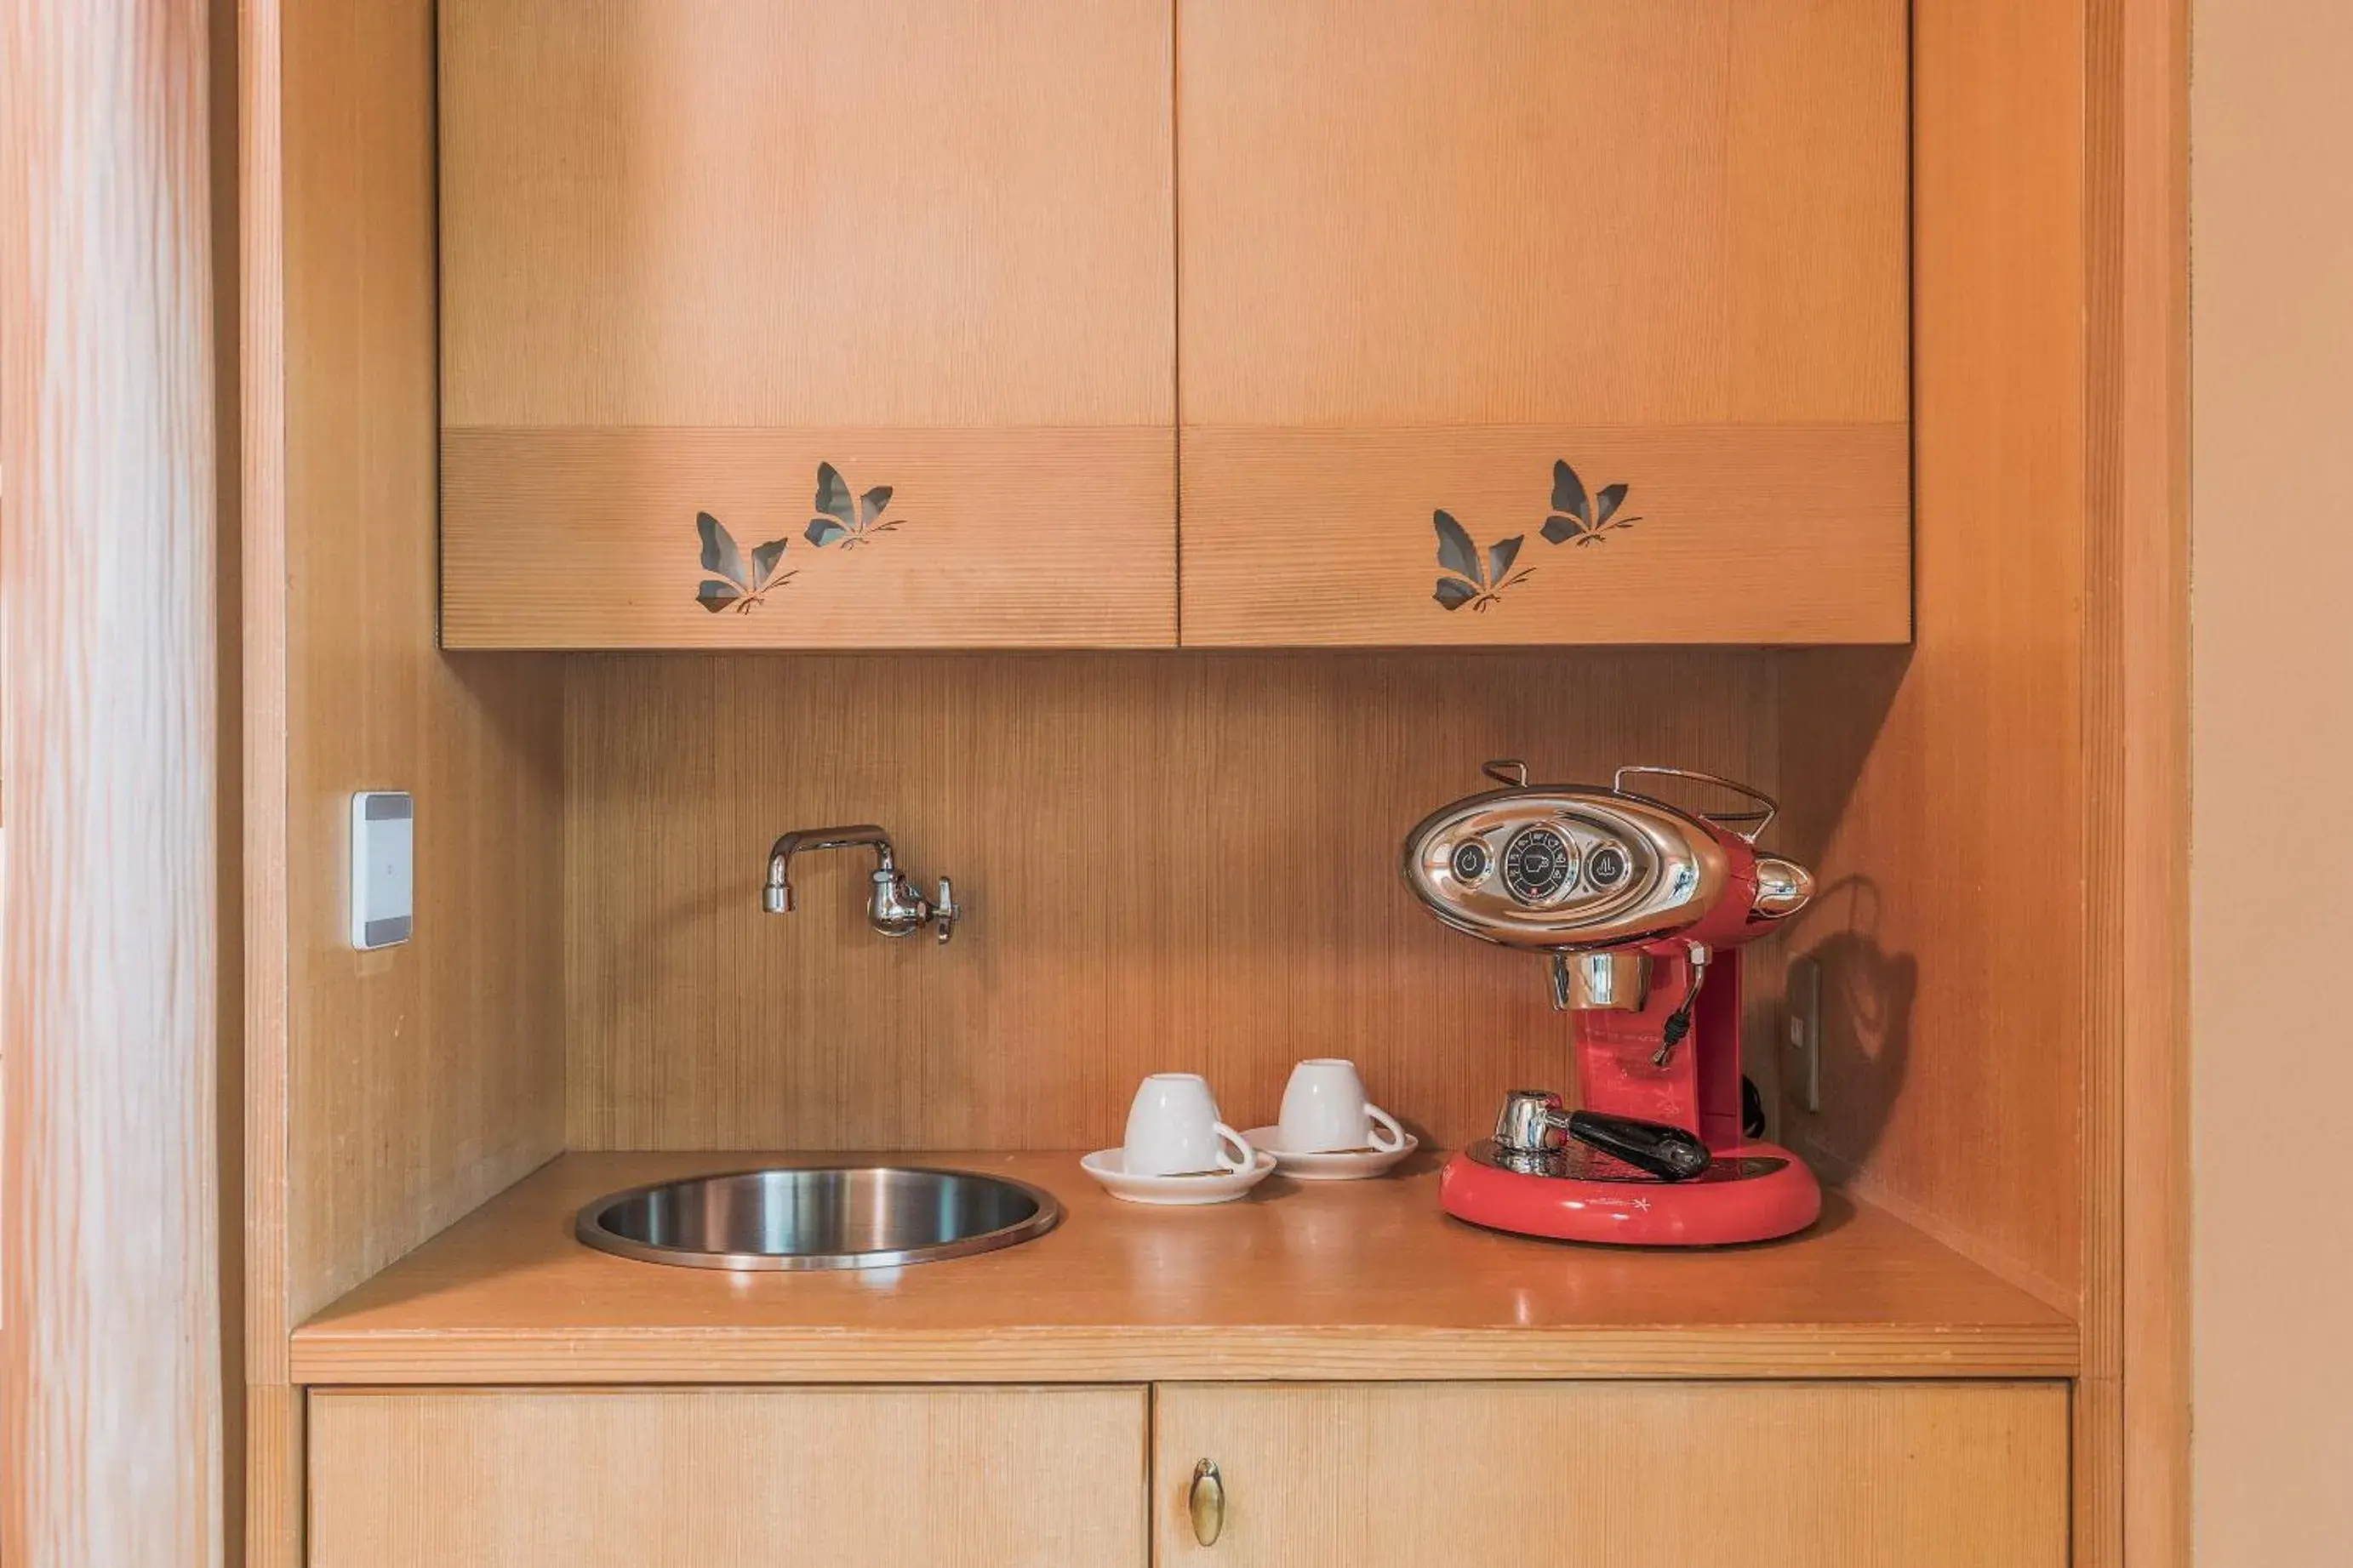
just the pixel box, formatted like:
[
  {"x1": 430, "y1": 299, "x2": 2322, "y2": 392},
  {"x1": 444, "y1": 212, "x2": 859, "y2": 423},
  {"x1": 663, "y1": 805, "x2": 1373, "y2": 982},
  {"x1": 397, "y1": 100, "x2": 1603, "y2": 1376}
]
[
  {"x1": 441, "y1": 1, "x2": 1906, "y2": 650},
  {"x1": 437, "y1": 0, "x2": 1177, "y2": 648},
  {"x1": 1174, "y1": 0, "x2": 1911, "y2": 646}
]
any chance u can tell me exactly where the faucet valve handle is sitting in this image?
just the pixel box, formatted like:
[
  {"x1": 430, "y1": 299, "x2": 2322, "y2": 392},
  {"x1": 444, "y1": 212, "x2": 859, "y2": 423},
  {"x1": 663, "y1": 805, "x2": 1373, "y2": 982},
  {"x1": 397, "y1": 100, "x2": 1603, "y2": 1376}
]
[{"x1": 934, "y1": 876, "x2": 961, "y2": 945}]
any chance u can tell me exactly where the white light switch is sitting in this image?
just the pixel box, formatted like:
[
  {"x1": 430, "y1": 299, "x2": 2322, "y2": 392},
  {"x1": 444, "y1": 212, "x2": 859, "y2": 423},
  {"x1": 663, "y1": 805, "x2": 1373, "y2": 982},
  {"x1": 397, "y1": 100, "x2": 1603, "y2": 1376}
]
[{"x1": 350, "y1": 791, "x2": 414, "y2": 949}]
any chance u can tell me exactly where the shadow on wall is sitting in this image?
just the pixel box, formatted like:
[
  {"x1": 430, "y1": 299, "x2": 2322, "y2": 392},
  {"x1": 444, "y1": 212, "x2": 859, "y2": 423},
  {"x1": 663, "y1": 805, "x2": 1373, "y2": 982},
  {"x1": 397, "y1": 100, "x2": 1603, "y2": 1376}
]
[
  {"x1": 1790, "y1": 876, "x2": 1916, "y2": 1173},
  {"x1": 1774, "y1": 646, "x2": 1916, "y2": 1172}
]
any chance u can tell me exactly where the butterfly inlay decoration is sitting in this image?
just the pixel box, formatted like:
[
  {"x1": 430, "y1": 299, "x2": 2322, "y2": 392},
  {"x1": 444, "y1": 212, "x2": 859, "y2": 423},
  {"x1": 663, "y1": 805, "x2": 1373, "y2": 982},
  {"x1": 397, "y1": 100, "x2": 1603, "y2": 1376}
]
[
  {"x1": 1431, "y1": 459, "x2": 1642, "y2": 613},
  {"x1": 690, "y1": 461, "x2": 911, "y2": 613},
  {"x1": 802, "y1": 462, "x2": 900, "y2": 550},
  {"x1": 1538, "y1": 459, "x2": 1642, "y2": 548},
  {"x1": 694, "y1": 510, "x2": 794, "y2": 614},
  {"x1": 1430, "y1": 510, "x2": 1532, "y2": 613}
]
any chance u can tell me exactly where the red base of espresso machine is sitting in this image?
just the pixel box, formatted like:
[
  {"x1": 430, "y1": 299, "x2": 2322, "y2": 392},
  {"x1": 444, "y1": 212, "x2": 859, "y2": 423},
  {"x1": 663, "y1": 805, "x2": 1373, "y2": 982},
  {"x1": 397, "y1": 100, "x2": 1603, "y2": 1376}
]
[
  {"x1": 1440, "y1": 947, "x2": 1821, "y2": 1247},
  {"x1": 1439, "y1": 1140, "x2": 1821, "y2": 1247}
]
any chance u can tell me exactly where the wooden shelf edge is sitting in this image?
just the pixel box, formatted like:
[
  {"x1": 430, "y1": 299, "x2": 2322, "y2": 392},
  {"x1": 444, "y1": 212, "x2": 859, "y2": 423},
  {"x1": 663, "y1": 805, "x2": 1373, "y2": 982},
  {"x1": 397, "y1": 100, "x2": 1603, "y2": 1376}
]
[{"x1": 288, "y1": 1321, "x2": 2077, "y2": 1387}]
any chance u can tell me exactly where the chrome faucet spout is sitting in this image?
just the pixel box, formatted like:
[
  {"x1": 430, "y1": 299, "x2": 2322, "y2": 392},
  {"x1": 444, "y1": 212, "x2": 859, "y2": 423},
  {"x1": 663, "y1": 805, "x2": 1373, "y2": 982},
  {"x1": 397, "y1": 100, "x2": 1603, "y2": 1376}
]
[
  {"x1": 761, "y1": 824, "x2": 962, "y2": 944},
  {"x1": 763, "y1": 824, "x2": 894, "y2": 916}
]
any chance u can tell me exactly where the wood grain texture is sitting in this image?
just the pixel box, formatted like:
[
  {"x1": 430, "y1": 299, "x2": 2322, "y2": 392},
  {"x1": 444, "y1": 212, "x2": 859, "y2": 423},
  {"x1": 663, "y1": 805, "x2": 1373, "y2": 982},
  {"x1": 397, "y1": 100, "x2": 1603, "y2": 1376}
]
[
  {"x1": 563, "y1": 651, "x2": 1776, "y2": 1151},
  {"x1": 1174, "y1": 0, "x2": 1910, "y2": 647},
  {"x1": 288, "y1": 1151, "x2": 2076, "y2": 1386},
  {"x1": 443, "y1": 427, "x2": 1175, "y2": 648},
  {"x1": 1176, "y1": 0, "x2": 1908, "y2": 428},
  {"x1": 2087, "y1": 5, "x2": 2191, "y2": 1566},
  {"x1": 440, "y1": 0, "x2": 1174, "y2": 430},
  {"x1": 270, "y1": 0, "x2": 567, "y2": 1331},
  {"x1": 1774, "y1": 0, "x2": 2087, "y2": 1312},
  {"x1": 243, "y1": 0, "x2": 571, "y2": 1543},
  {"x1": 439, "y1": 0, "x2": 1178, "y2": 652},
  {"x1": 309, "y1": 1386, "x2": 1148, "y2": 1568},
  {"x1": 2, "y1": 1, "x2": 225, "y2": 1562},
  {"x1": 242, "y1": 1386, "x2": 301, "y2": 1568},
  {"x1": 1152, "y1": 1382, "x2": 2068, "y2": 1568},
  {"x1": 1179, "y1": 425, "x2": 1910, "y2": 646},
  {"x1": 208, "y1": 0, "x2": 245, "y2": 1553},
  {"x1": 237, "y1": 0, "x2": 296, "y2": 1561}
]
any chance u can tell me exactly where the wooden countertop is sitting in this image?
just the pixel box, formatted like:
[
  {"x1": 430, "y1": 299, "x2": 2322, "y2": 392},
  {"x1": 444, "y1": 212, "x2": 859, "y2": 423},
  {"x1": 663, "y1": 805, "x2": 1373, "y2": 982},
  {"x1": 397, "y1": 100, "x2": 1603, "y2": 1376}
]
[{"x1": 291, "y1": 1150, "x2": 2077, "y2": 1384}]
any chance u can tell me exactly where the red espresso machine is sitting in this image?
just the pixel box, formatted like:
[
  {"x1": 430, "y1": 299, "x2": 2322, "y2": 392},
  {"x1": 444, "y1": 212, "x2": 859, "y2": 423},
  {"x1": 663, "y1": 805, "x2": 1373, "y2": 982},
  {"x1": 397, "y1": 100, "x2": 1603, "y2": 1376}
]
[{"x1": 1402, "y1": 763, "x2": 1819, "y2": 1246}]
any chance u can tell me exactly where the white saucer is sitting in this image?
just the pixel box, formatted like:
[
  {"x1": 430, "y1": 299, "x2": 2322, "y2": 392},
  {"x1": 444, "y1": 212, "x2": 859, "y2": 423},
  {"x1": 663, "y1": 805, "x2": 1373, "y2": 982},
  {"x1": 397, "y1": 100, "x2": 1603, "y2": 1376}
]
[
  {"x1": 1242, "y1": 1128, "x2": 1419, "y2": 1181},
  {"x1": 1079, "y1": 1148, "x2": 1277, "y2": 1206}
]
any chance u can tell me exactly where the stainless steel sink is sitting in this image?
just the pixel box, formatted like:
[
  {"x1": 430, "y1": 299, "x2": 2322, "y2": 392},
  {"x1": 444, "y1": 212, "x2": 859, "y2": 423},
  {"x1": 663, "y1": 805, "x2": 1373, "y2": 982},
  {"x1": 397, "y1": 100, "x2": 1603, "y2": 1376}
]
[{"x1": 574, "y1": 1166, "x2": 1062, "y2": 1271}]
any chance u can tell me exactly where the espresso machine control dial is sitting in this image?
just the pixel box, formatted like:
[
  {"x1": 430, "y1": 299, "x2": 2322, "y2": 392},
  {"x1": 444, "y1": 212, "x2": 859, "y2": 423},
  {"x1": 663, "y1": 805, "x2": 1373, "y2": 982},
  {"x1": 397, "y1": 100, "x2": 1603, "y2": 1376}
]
[
  {"x1": 1501, "y1": 825, "x2": 1577, "y2": 904},
  {"x1": 1406, "y1": 789, "x2": 1700, "y2": 950}
]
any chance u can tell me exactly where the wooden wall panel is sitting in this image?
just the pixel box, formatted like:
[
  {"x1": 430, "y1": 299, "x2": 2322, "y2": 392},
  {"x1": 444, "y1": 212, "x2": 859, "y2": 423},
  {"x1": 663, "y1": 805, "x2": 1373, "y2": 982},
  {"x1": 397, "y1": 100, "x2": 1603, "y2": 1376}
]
[
  {"x1": 565, "y1": 651, "x2": 1778, "y2": 1150},
  {"x1": 1775, "y1": 0, "x2": 2087, "y2": 1309},
  {"x1": 311, "y1": 1386, "x2": 1149, "y2": 1568},
  {"x1": 3, "y1": 3, "x2": 225, "y2": 1560},
  {"x1": 271, "y1": 0, "x2": 567, "y2": 1337},
  {"x1": 244, "y1": 0, "x2": 570, "y2": 1559},
  {"x1": 288, "y1": 9, "x2": 569, "y2": 1298}
]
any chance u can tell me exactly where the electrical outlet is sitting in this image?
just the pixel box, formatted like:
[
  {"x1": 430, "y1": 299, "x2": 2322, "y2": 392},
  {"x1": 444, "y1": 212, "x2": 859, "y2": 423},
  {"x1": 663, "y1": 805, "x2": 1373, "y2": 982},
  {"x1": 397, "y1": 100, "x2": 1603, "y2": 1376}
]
[{"x1": 1786, "y1": 955, "x2": 1822, "y2": 1114}]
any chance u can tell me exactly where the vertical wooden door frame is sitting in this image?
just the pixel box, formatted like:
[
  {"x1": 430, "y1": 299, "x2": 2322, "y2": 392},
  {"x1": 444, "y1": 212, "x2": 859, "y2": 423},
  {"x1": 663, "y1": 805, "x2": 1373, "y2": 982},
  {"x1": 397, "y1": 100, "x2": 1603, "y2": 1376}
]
[
  {"x1": 2082, "y1": 0, "x2": 2193, "y2": 1564},
  {"x1": 1, "y1": 1, "x2": 226, "y2": 1564},
  {"x1": 237, "y1": 0, "x2": 299, "y2": 1557},
  {"x1": 214, "y1": 7, "x2": 2196, "y2": 1568}
]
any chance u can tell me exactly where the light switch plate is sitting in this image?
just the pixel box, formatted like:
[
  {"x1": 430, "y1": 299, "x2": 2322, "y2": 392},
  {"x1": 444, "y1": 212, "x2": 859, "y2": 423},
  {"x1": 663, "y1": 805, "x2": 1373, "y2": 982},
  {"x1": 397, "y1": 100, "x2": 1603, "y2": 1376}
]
[
  {"x1": 350, "y1": 791, "x2": 414, "y2": 949},
  {"x1": 1786, "y1": 955, "x2": 1822, "y2": 1114}
]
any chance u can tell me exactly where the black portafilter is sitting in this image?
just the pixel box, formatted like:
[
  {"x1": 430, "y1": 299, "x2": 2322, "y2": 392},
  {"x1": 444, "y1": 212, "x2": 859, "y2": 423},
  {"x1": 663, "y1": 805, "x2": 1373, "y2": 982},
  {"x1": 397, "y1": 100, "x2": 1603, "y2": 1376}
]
[
  {"x1": 1563, "y1": 1109, "x2": 1712, "y2": 1181},
  {"x1": 1493, "y1": 1089, "x2": 1712, "y2": 1182}
]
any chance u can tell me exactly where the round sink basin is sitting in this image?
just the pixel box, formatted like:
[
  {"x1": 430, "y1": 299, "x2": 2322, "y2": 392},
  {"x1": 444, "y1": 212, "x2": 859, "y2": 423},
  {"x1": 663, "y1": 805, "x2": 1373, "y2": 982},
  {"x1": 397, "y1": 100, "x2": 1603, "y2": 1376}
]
[{"x1": 574, "y1": 1166, "x2": 1062, "y2": 1272}]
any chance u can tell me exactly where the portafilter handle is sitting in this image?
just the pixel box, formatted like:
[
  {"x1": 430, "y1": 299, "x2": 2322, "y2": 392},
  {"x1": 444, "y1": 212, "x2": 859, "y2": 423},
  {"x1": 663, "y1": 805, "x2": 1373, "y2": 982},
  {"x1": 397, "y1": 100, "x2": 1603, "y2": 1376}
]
[{"x1": 1494, "y1": 1090, "x2": 1712, "y2": 1182}]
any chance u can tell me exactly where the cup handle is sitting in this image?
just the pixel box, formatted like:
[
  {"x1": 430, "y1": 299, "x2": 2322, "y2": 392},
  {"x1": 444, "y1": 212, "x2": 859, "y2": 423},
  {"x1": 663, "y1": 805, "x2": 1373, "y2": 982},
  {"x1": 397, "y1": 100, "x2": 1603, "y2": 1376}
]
[
  {"x1": 1364, "y1": 1104, "x2": 1407, "y2": 1154},
  {"x1": 1214, "y1": 1122, "x2": 1255, "y2": 1173}
]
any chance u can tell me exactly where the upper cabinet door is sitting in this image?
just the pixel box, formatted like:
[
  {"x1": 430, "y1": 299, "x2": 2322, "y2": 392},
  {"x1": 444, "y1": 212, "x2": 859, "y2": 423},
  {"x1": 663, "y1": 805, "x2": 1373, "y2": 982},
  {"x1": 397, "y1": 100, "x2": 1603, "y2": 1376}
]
[
  {"x1": 1175, "y1": 0, "x2": 1910, "y2": 647},
  {"x1": 438, "y1": 1, "x2": 1176, "y2": 648}
]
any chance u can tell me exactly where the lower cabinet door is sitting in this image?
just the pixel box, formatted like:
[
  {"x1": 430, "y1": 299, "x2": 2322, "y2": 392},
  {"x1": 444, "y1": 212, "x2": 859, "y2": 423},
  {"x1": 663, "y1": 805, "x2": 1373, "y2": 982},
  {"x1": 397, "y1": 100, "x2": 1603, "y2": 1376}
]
[
  {"x1": 308, "y1": 1385, "x2": 1146, "y2": 1568},
  {"x1": 1153, "y1": 1382, "x2": 2067, "y2": 1568}
]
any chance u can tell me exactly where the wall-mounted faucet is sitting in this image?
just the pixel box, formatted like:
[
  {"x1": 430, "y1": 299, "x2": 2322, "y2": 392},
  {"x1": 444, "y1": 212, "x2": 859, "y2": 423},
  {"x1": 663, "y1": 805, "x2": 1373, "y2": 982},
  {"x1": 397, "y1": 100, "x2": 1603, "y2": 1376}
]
[{"x1": 762, "y1": 824, "x2": 961, "y2": 944}]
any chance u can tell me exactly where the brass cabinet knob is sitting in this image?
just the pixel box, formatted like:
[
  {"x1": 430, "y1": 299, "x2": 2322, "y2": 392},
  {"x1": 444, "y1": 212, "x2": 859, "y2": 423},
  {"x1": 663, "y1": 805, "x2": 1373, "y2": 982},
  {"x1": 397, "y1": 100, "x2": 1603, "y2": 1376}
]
[{"x1": 1187, "y1": 1458, "x2": 1225, "y2": 1547}]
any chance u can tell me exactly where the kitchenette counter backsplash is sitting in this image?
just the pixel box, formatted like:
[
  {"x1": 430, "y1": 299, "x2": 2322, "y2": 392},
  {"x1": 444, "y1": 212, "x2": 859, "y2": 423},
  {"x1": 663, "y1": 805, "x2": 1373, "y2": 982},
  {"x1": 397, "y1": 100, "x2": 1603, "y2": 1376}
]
[{"x1": 562, "y1": 649, "x2": 1779, "y2": 1151}]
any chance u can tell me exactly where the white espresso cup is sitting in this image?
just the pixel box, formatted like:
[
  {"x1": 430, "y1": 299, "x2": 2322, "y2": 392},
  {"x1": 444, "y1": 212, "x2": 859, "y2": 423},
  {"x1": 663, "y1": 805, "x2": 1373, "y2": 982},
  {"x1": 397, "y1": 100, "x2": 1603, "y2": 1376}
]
[
  {"x1": 1122, "y1": 1074, "x2": 1255, "y2": 1177},
  {"x1": 1278, "y1": 1058, "x2": 1407, "y2": 1155}
]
